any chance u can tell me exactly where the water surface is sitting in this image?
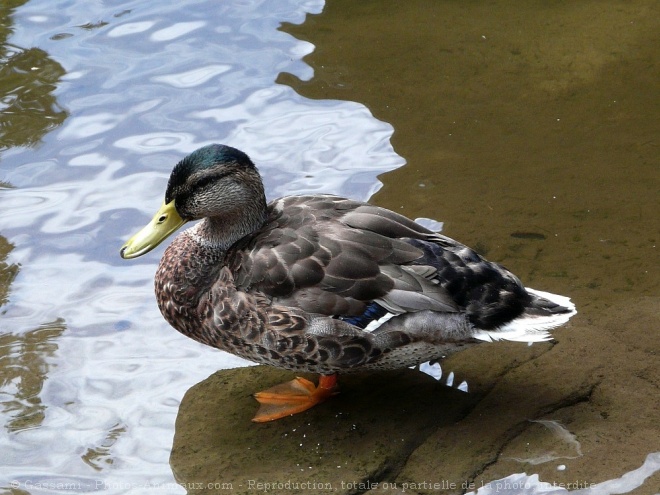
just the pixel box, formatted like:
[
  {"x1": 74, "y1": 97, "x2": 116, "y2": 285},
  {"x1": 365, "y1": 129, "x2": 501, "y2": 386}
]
[
  {"x1": 1, "y1": 0, "x2": 658, "y2": 494},
  {"x1": 280, "y1": 1, "x2": 659, "y2": 492},
  {"x1": 0, "y1": 0, "x2": 403, "y2": 492}
]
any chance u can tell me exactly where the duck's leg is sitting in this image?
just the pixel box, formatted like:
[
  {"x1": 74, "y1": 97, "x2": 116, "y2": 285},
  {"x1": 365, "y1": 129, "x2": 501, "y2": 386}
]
[{"x1": 252, "y1": 374, "x2": 339, "y2": 422}]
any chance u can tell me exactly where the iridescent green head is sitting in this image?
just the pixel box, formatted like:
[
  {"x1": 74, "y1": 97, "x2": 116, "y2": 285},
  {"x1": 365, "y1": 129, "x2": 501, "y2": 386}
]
[{"x1": 120, "y1": 144, "x2": 266, "y2": 259}]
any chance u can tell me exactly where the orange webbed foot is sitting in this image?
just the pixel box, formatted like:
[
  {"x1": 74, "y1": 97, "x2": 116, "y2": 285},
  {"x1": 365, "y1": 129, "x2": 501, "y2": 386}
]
[{"x1": 252, "y1": 374, "x2": 338, "y2": 422}]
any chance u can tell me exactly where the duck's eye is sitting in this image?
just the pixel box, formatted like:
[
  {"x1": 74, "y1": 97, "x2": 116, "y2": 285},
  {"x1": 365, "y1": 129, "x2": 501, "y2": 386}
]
[
  {"x1": 191, "y1": 170, "x2": 231, "y2": 191},
  {"x1": 193, "y1": 176, "x2": 215, "y2": 190}
]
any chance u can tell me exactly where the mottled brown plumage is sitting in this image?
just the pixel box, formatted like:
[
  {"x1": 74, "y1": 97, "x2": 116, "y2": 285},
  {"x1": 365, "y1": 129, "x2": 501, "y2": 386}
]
[{"x1": 119, "y1": 144, "x2": 576, "y2": 379}]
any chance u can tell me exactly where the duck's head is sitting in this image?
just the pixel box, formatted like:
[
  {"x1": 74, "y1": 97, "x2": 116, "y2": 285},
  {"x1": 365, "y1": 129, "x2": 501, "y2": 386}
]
[{"x1": 120, "y1": 144, "x2": 266, "y2": 259}]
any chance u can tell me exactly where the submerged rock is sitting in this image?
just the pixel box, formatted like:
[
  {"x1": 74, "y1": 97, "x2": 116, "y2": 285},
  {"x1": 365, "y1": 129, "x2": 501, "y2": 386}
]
[{"x1": 170, "y1": 366, "x2": 474, "y2": 494}]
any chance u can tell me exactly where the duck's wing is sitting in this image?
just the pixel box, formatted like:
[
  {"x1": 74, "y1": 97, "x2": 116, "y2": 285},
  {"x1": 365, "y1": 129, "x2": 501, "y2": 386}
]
[
  {"x1": 229, "y1": 195, "x2": 458, "y2": 317},
  {"x1": 203, "y1": 266, "x2": 383, "y2": 370}
]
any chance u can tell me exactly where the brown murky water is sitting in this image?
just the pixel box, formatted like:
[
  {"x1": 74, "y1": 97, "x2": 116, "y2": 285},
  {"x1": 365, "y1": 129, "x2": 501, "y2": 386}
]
[
  {"x1": 0, "y1": 0, "x2": 658, "y2": 494},
  {"x1": 276, "y1": 2, "x2": 660, "y2": 492},
  {"x1": 281, "y1": 0, "x2": 658, "y2": 301},
  {"x1": 279, "y1": 2, "x2": 660, "y2": 492}
]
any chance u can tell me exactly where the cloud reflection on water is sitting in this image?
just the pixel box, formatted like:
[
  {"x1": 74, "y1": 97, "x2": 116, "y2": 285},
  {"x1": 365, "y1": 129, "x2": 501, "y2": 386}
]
[{"x1": 0, "y1": 0, "x2": 406, "y2": 492}]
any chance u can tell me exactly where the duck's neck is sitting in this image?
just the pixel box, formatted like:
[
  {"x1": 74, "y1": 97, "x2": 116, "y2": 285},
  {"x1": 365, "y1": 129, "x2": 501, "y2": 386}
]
[{"x1": 193, "y1": 199, "x2": 267, "y2": 251}]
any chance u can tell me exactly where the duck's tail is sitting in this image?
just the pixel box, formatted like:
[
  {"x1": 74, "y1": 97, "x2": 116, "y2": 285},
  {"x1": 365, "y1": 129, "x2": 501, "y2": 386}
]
[{"x1": 472, "y1": 288, "x2": 577, "y2": 343}]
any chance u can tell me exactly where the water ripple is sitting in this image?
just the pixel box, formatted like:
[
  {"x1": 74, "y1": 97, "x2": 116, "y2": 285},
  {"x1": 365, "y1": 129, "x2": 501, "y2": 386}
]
[
  {"x1": 152, "y1": 64, "x2": 232, "y2": 88},
  {"x1": 0, "y1": 0, "x2": 407, "y2": 492},
  {"x1": 107, "y1": 21, "x2": 157, "y2": 38},
  {"x1": 150, "y1": 21, "x2": 207, "y2": 42}
]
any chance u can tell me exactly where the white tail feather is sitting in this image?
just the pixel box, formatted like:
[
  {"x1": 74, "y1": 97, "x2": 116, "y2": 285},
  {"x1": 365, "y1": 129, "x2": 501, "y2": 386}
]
[{"x1": 473, "y1": 288, "x2": 577, "y2": 343}]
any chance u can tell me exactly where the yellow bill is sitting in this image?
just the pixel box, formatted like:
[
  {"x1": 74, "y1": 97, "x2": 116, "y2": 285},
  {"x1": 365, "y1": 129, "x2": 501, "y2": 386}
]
[{"x1": 120, "y1": 200, "x2": 187, "y2": 259}]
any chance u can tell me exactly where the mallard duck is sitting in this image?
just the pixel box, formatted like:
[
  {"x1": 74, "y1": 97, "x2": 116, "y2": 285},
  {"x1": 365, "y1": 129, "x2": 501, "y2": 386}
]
[{"x1": 120, "y1": 144, "x2": 576, "y2": 422}]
